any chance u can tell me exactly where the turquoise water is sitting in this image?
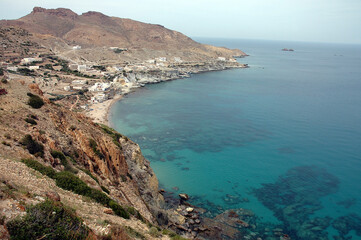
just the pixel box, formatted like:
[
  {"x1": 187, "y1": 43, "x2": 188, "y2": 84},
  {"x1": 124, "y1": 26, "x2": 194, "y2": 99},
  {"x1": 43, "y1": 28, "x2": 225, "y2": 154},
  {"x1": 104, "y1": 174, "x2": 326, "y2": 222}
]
[{"x1": 109, "y1": 39, "x2": 361, "y2": 239}]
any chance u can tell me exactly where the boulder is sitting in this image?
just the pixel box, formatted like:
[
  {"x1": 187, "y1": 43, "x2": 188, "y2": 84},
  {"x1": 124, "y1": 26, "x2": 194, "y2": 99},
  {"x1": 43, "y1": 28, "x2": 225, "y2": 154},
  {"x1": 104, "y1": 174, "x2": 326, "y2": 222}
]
[
  {"x1": 179, "y1": 193, "x2": 189, "y2": 201},
  {"x1": 46, "y1": 191, "x2": 61, "y2": 202},
  {"x1": 104, "y1": 208, "x2": 113, "y2": 215}
]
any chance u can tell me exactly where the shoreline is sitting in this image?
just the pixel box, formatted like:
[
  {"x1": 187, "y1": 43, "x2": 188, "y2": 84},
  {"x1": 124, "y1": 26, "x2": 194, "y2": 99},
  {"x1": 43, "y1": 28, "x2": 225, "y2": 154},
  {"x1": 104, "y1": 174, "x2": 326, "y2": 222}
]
[
  {"x1": 101, "y1": 63, "x2": 248, "y2": 128},
  {"x1": 85, "y1": 94, "x2": 123, "y2": 125}
]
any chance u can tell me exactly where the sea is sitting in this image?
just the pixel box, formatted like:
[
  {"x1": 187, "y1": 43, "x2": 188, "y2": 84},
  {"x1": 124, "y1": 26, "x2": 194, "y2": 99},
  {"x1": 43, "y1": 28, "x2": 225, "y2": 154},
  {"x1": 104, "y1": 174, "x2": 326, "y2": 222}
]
[{"x1": 109, "y1": 38, "x2": 361, "y2": 239}]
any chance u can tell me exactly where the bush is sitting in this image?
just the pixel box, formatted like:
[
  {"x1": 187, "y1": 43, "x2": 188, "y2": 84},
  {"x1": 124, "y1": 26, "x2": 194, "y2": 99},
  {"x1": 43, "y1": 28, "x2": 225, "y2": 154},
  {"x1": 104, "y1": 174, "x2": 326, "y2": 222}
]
[
  {"x1": 22, "y1": 158, "x2": 56, "y2": 179},
  {"x1": 22, "y1": 160, "x2": 130, "y2": 220},
  {"x1": 6, "y1": 200, "x2": 89, "y2": 240},
  {"x1": 50, "y1": 150, "x2": 75, "y2": 172},
  {"x1": 0, "y1": 67, "x2": 4, "y2": 76},
  {"x1": 99, "y1": 124, "x2": 123, "y2": 150},
  {"x1": 101, "y1": 185, "x2": 110, "y2": 194},
  {"x1": 27, "y1": 93, "x2": 44, "y2": 109},
  {"x1": 81, "y1": 168, "x2": 99, "y2": 183},
  {"x1": 109, "y1": 200, "x2": 129, "y2": 219},
  {"x1": 55, "y1": 171, "x2": 91, "y2": 196},
  {"x1": 19, "y1": 135, "x2": 44, "y2": 157},
  {"x1": 24, "y1": 118, "x2": 37, "y2": 125},
  {"x1": 89, "y1": 138, "x2": 105, "y2": 159}
]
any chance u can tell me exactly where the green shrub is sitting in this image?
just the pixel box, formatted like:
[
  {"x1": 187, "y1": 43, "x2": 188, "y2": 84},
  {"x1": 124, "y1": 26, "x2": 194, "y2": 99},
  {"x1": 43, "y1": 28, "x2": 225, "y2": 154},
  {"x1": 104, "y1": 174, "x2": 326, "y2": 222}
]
[
  {"x1": 55, "y1": 171, "x2": 91, "y2": 196},
  {"x1": 149, "y1": 227, "x2": 161, "y2": 237},
  {"x1": 0, "y1": 67, "x2": 4, "y2": 76},
  {"x1": 80, "y1": 168, "x2": 99, "y2": 184},
  {"x1": 22, "y1": 160, "x2": 130, "y2": 219},
  {"x1": 6, "y1": 200, "x2": 89, "y2": 240},
  {"x1": 101, "y1": 185, "x2": 110, "y2": 194},
  {"x1": 50, "y1": 150, "x2": 75, "y2": 172},
  {"x1": 124, "y1": 226, "x2": 145, "y2": 240},
  {"x1": 22, "y1": 158, "x2": 56, "y2": 179},
  {"x1": 27, "y1": 93, "x2": 44, "y2": 109},
  {"x1": 19, "y1": 134, "x2": 44, "y2": 157},
  {"x1": 99, "y1": 124, "x2": 123, "y2": 150},
  {"x1": 109, "y1": 200, "x2": 129, "y2": 219},
  {"x1": 24, "y1": 118, "x2": 37, "y2": 125},
  {"x1": 44, "y1": 64, "x2": 54, "y2": 70},
  {"x1": 89, "y1": 138, "x2": 105, "y2": 159}
]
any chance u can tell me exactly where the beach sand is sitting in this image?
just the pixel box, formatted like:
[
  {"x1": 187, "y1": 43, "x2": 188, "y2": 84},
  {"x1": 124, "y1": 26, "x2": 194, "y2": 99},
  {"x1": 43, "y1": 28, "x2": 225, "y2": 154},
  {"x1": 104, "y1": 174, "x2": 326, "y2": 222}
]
[{"x1": 85, "y1": 95, "x2": 122, "y2": 125}]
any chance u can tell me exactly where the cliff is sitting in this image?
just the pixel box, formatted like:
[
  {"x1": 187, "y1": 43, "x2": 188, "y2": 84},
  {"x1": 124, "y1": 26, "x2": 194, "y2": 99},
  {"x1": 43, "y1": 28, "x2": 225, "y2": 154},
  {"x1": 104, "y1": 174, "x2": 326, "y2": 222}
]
[{"x1": 0, "y1": 76, "x2": 171, "y2": 238}]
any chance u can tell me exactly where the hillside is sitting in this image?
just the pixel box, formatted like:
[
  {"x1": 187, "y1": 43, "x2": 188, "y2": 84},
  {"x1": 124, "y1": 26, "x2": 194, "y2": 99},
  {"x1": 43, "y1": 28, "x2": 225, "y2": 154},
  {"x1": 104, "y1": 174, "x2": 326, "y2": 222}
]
[{"x1": 0, "y1": 7, "x2": 246, "y2": 64}]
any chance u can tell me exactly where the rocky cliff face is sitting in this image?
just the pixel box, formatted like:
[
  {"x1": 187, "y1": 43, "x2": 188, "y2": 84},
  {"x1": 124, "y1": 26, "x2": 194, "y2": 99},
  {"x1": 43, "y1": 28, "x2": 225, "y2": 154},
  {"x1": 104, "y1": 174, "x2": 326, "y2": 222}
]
[{"x1": 0, "y1": 77, "x2": 164, "y2": 227}]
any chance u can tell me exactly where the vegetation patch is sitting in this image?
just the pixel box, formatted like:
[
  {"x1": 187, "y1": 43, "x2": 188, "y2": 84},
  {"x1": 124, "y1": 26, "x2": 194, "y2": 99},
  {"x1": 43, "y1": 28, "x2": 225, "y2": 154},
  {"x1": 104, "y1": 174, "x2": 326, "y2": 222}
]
[
  {"x1": 50, "y1": 150, "x2": 76, "y2": 172},
  {"x1": 27, "y1": 93, "x2": 44, "y2": 109},
  {"x1": 19, "y1": 134, "x2": 44, "y2": 157},
  {"x1": 124, "y1": 226, "x2": 146, "y2": 240},
  {"x1": 101, "y1": 185, "x2": 110, "y2": 194},
  {"x1": 6, "y1": 200, "x2": 89, "y2": 240},
  {"x1": 80, "y1": 168, "x2": 99, "y2": 184},
  {"x1": 22, "y1": 158, "x2": 56, "y2": 179},
  {"x1": 89, "y1": 138, "x2": 105, "y2": 159},
  {"x1": 22, "y1": 159, "x2": 129, "y2": 219},
  {"x1": 99, "y1": 124, "x2": 123, "y2": 150},
  {"x1": 24, "y1": 118, "x2": 37, "y2": 125}
]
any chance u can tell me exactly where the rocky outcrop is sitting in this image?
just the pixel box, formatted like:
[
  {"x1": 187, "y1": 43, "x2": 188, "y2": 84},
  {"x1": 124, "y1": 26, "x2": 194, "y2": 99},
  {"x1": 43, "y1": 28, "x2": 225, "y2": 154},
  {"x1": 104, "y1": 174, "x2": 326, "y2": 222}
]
[{"x1": 0, "y1": 79, "x2": 164, "y2": 224}]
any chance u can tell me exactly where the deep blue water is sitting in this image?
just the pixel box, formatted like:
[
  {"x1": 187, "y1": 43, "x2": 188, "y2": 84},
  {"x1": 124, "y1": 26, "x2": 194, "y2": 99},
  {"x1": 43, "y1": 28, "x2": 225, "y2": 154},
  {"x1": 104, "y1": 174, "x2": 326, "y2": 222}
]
[{"x1": 109, "y1": 39, "x2": 361, "y2": 239}]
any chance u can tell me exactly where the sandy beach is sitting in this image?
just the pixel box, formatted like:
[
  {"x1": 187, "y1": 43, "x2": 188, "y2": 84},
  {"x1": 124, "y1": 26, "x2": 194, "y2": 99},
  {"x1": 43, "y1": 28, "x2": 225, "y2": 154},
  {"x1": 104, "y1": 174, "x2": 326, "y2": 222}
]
[{"x1": 85, "y1": 94, "x2": 122, "y2": 125}]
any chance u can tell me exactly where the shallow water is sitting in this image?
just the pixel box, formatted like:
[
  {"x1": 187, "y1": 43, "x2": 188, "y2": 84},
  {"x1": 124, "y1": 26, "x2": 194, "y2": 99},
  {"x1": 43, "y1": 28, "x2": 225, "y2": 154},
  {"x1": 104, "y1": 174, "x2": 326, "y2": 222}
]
[{"x1": 109, "y1": 39, "x2": 361, "y2": 239}]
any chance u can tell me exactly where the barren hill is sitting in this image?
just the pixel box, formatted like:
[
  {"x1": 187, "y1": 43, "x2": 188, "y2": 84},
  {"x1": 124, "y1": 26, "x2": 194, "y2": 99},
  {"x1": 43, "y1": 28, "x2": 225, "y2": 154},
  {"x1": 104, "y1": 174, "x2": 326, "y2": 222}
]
[{"x1": 0, "y1": 7, "x2": 246, "y2": 63}]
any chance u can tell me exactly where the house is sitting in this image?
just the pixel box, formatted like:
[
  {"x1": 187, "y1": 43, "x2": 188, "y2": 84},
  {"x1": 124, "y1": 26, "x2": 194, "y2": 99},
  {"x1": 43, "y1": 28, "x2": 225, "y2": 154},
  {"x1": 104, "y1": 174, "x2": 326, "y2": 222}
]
[
  {"x1": 146, "y1": 59, "x2": 155, "y2": 64},
  {"x1": 20, "y1": 57, "x2": 43, "y2": 65},
  {"x1": 64, "y1": 86, "x2": 72, "y2": 91},
  {"x1": 77, "y1": 65, "x2": 87, "y2": 72},
  {"x1": 72, "y1": 80, "x2": 87, "y2": 85},
  {"x1": 73, "y1": 45, "x2": 81, "y2": 50},
  {"x1": 73, "y1": 85, "x2": 86, "y2": 90},
  {"x1": 217, "y1": 57, "x2": 226, "y2": 61},
  {"x1": 157, "y1": 57, "x2": 167, "y2": 62},
  {"x1": 7, "y1": 66, "x2": 18, "y2": 72},
  {"x1": 88, "y1": 82, "x2": 111, "y2": 92},
  {"x1": 28, "y1": 66, "x2": 39, "y2": 70},
  {"x1": 174, "y1": 57, "x2": 183, "y2": 63},
  {"x1": 90, "y1": 93, "x2": 108, "y2": 103}
]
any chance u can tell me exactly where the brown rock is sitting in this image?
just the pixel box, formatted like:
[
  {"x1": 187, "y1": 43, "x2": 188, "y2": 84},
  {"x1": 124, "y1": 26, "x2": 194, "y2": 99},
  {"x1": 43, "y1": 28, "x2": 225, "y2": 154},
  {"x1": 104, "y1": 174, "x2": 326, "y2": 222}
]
[
  {"x1": 46, "y1": 191, "x2": 61, "y2": 201},
  {"x1": 179, "y1": 193, "x2": 189, "y2": 201},
  {"x1": 103, "y1": 208, "x2": 113, "y2": 215}
]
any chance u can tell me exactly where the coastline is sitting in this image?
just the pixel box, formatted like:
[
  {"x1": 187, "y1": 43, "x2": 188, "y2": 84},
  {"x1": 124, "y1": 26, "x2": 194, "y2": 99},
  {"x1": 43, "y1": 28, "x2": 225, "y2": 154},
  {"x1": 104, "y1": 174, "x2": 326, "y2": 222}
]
[
  {"x1": 85, "y1": 94, "x2": 123, "y2": 125},
  {"x1": 101, "y1": 62, "x2": 249, "y2": 128}
]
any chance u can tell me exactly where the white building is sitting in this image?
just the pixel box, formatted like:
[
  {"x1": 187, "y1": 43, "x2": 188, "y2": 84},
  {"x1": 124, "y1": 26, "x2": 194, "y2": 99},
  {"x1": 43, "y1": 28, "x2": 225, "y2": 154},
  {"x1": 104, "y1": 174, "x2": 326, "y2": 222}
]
[
  {"x1": 73, "y1": 85, "x2": 86, "y2": 90},
  {"x1": 77, "y1": 65, "x2": 87, "y2": 72},
  {"x1": 90, "y1": 93, "x2": 108, "y2": 103},
  {"x1": 21, "y1": 57, "x2": 43, "y2": 65},
  {"x1": 217, "y1": 57, "x2": 226, "y2": 61},
  {"x1": 72, "y1": 80, "x2": 87, "y2": 85},
  {"x1": 73, "y1": 45, "x2": 81, "y2": 50},
  {"x1": 28, "y1": 66, "x2": 40, "y2": 70},
  {"x1": 7, "y1": 66, "x2": 18, "y2": 71},
  {"x1": 88, "y1": 82, "x2": 111, "y2": 92},
  {"x1": 157, "y1": 57, "x2": 167, "y2": 62},
  {"x1": 146, "y1": 59, "x2": 155, "y2": 64},
  {"x1": 64, "y1": 86, "x2": 72, "y2": 91},
  {"x1": 174, "y1": 57, "x2": 183, "y2": 63}
]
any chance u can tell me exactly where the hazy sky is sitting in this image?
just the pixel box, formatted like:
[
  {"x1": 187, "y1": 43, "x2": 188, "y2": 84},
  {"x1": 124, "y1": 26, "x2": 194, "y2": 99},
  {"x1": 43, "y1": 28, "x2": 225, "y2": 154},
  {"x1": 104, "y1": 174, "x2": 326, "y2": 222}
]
[{"x1": 1, "y1": 0, "x2": 361, "y2": 44}]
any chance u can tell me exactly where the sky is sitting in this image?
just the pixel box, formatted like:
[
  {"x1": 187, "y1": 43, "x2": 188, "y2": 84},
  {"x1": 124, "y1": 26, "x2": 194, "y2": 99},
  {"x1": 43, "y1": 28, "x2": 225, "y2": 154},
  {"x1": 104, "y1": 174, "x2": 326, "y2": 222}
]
[{"x1": 1, "y1": 0, "x2": 361, "y2": 44}]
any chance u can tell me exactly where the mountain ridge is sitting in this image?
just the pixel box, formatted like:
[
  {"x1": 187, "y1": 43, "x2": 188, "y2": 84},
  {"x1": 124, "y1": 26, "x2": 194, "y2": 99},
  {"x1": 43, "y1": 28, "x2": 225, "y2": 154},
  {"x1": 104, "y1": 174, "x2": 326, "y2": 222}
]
[{"x1": 0, "y1": 7, "x2": 246, "y2": 61}]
